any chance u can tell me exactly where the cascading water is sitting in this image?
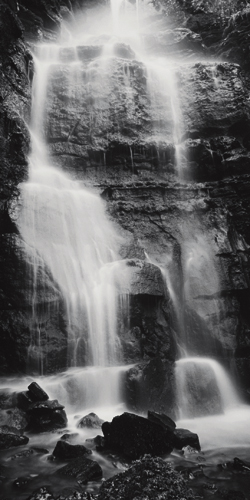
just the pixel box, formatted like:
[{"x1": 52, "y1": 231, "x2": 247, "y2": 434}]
[
  {"x1": 4, "y1": 0, "x2": 249, "y2": 450},
  {"x1": 17, "y1": 42, "x2": 131, "y2": 407}
]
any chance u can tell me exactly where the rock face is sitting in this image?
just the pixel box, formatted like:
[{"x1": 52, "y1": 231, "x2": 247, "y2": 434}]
[{"x1": 1, "y1": 0, "x2": 250, "y2": 406}]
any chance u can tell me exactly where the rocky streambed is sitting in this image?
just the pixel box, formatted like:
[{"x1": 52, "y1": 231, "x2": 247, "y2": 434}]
[{"x1": 0, "y1": 381, "x2": 250, "y2": 500}]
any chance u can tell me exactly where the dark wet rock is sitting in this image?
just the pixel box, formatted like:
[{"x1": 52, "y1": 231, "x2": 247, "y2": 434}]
[
  {"x1": 94, "y1": 435, "x2": 106, "y2": 451},
  {"x1": 97, "y1": 454, "x2": 195, "y2": 500},
  {"x1": 56, "y1": 455, "x2": 102, "y2": 484},
  {"x1": 101, "y1": 412, "x2": 174, "y2": 459},
  {"x1": 0, "y1": 432, "x2": 29, "y2": 450},
  {"x1": 173, "y1": 428, "x2": 201, "y2": 451},
  {"x1": 27, "y1": 399, "x2": 67, "y2": 432},
  {"x1": 233, "y1": 457, "x2": 250, "y2": 472},
  {"x1": 28, "y1": 382, "x2": 49, "y2": 402},
  {"x1": 52, "y1": 440, "x2": 91, "y2": 460},
  {"x1": 60, "y1": 433, "x2": 79, "y2": 441},
  {"x1": 148, "y1": 410, "x2": 176, "y2": 431}
]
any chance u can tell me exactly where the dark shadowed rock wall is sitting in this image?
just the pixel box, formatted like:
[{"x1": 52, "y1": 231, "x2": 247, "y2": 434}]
[{"x1": 1, "y1": 0, "x2": 250, "y2": 412}]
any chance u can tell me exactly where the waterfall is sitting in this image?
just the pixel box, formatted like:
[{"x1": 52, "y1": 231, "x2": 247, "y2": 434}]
[
  {"x1": 13, "y1": 0, "x2": 243, "y2": 424},
  {"x1": 17, "y1": 42, "x2": 131, "y2": 406}
]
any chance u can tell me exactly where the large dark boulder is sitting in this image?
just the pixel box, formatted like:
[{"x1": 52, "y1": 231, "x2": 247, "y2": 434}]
[
  {"x1": 101, "y1": 412, "x2": 174, "y2": 459},
  {"x1": 52, "y1": 440, "x2": 91, "y2": 460},
  {"x1": 97, "y1": 454, "x2": 195, "y2": 500},
  {"x1": 56, "y1": 456, "x2": 102, "y2": 484},
  {"x1": 28, "y1": 382, "x2": 49, "y2": 402},
  {"x1": 26, "y1": 399, "x2": 67, "y2": 432}
]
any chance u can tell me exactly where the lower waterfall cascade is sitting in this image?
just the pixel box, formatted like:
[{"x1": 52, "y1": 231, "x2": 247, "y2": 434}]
[{"x1": 1, "y1": 0, "x2": 250, "y2": 498}]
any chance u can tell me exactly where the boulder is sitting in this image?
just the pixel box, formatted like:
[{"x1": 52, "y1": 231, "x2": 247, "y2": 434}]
[
  {"x1": 148, "y1": 410, "x2": 176, "y2": 431},
  {"x1": 0, "y1": 432, "x2": 29, "y2": 450},
  {"x1": 60, "y1": 433, "x2": 79, "y2": 441},
  {"x1": 101, "y1": 412, "x2": 174, "y2": 459},
  {"x1": 77, "y1": 412, "x2": 104, "y2": 429},
  {"x1": 52, "y1": 440, "x2": 91, "y2": 460},
  {"x1": 56, "y1": 456, "x2": 102, "y2": 484},
  {"x1": 27, "y1": 399, "x2": 67, "y2": 432},
  {"x1": 27, "y1": 382, "x2": 49, "y2": 402},
  {"x1": 173, "y1": 428, "x2": 201, "y2": 451},
  {"x1": 97, "y1": 454, "x2": 195, "y2": 500}
]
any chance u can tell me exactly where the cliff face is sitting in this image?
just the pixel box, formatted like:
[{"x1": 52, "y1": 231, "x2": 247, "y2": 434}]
[{"x1": 1, "y1": 0, "x2": 250, "y2": 409}]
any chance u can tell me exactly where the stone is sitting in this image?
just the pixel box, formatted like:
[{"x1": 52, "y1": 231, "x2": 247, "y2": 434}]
[
  {"x1": 147, "y1": 410, "x2": 176, "y2": 431},
  {"x1": 28, "y1": 382, "x2": 49, "y2": 402},
  {"x1": 27, "y1": 400, "x2": 67, "y2": 432},
  {"x1": 60, "y1": 433, "x2": 79, "y2": 441},
  {"x1": 173, "y1": 429, "x2": 201, "y2": 451},
  {"x1": 77, "y1": 412, "x2": 104, "y2": 429},
  {"x1": 0, "y1": 432, "x2": 29, "y2": 450},
  {"x1": 52, "y1": 440, "x2": 91, "y2": 460},
  {"x1": 101, "y1": 412, "x2": 174, "y2": 459},
  {"x1": 97, "y1": 454, "x2": 195, "y2": 500},
  {"x1": 56, "y1": 456, "x2": 102, "y2": 484}
]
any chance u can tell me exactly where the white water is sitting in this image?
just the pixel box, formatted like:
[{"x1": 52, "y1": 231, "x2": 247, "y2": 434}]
[
  {"x1": 10, "y1": 0, "x2": 249, "y2": 449},
  {"x1": 17, "y1": 40, "x2": 132, "y2": 404}
]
